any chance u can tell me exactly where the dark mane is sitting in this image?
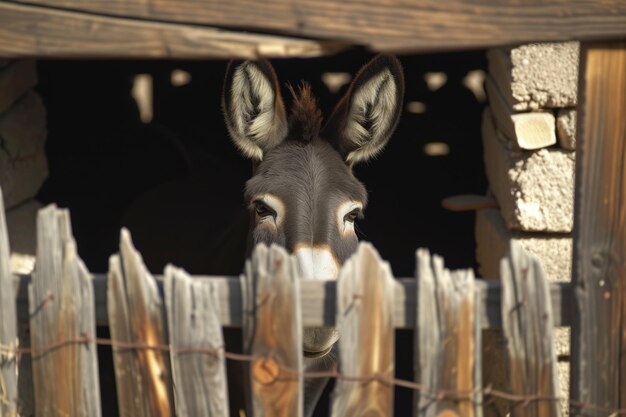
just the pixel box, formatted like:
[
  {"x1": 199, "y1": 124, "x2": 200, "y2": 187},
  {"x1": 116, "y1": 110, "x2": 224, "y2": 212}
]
[{"x1": 287, "y1": 82, "x2": 323, "y2": 142}]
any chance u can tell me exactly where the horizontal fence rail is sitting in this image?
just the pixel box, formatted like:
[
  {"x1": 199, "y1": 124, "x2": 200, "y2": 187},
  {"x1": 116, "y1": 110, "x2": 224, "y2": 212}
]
[
  {"x1": 4, "y1": 194, "x2": 624, "y2": 417},
  {"x1": 13, "y1": 273, "x2": 574, "y2": 329}
]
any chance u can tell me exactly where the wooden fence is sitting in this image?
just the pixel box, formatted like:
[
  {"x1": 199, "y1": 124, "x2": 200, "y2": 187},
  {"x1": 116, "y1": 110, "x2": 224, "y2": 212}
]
[{"x1": 0, "y1": 190, "x2": 622, "y2": 417}]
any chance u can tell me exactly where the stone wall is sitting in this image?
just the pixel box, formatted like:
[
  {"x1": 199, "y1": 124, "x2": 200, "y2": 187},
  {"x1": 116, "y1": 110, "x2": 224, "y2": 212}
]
[
  {"x1": 0, "y1": 59, "x2": 46, "y2": 275},
  {"x1": 478, "y1": 42, "x2": 578, "y2": 416}
]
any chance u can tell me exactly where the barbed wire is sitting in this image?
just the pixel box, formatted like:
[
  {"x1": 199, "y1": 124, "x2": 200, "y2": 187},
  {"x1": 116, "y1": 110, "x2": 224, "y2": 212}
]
[{"x1": 2, "y1": 336, "x2": 625, "y2": 416}]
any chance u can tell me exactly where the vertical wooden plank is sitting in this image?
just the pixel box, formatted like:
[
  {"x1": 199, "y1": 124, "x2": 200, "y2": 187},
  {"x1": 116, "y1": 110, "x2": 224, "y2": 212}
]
[
  {"x1": 0, "y1": 189, "x2": 18, "y2": 416},
  {"x1": 331, "y1": 243, "x2": 395, "y2": 417},
  {"x1": 473, "y1": 281, "x2": 483, "y2": 416},
  {"x1": 500, "y1": 242, "x2": 561, "y2": 417},
  {"x1": 242, "y1": 244, "x2": 303, "y2": 417},
  {"x1": 570, "y1": 41, "x2": 626, "y2": 416},
  {"x1": 414, "y1": 249, "x2": 481, "y2": 417},
  {"x1": 107, "y1": 228, "x2": 172, "y2": 417},
  {"x1": 164, "y1": 265, "x2": 229, "y2": 417},
  {"x1": 29, "y1": 204, "x2": 101, "y2": 417},
  {"x1": 107, "y1": 255, "x2": 137, "y2": 415}
]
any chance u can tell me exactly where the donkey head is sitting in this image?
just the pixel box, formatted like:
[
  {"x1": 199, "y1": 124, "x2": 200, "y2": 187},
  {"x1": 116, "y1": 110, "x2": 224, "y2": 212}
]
[{"x1": 223, "y1": 55, "x2": 404, "y2": 357}]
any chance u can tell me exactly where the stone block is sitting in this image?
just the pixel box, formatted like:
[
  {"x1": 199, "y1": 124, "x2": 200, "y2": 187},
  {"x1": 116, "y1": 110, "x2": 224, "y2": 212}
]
[
  {"x1": 485, "y1": 76, "x2": 556, "y2": 150},
  {"x1": 487, "y1": 42, "x2": 579, "y2": 111},
  {"x1": 475, "y1": 208, "x2": 572, "y2": 282},
  {"x1": 6, "y1": 199, "x2": 41, "y2": 274},
  {"x1": 482, "y1": 108, "x2": 575, "y2": 232},
  {"x1": 557, "y1": 108, "x2": 577, "y2": 151},
  {"x1": 6, "y1": 198, "x2": 40, "y2": 255},
  {"x1": 0, "y1": 150, "x2": 48, "y2": 209},
  {"x1": 0, "y1": 91, "x2": 47, "y2": 159},
  {"x1": 0, "y1": 60, "x2": 37, "y2": 115}
]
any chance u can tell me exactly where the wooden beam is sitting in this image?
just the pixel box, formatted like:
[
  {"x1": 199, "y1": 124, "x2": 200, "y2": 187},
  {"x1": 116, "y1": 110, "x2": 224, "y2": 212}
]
[
  {"x1": 4, "y1": 0, "x2": 626, "y2": 55},
  {"x1": 570, "y1": 41, "x2": 626, "y2": 415},
  {"x1": 15, "y1": 274, "x2": 574, "y2": 330},
  {"x1": 0, "y1": 2, "x2": 348, "y2": 59}
]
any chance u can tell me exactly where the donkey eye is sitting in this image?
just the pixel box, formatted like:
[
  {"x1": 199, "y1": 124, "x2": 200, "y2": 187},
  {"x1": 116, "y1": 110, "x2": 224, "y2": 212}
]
[
  {"x1": 344, "y1": 208, "x2": 363, "y2": 223},
  {"x1": 253, "y1": 200, "x2": 276, "y2": 219}
]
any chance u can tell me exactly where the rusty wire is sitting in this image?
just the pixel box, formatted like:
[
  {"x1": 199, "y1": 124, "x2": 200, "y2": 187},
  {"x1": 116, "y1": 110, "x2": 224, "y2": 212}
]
[{"x1": 3, "y1": 336, "x2": 625, "y2": 416}]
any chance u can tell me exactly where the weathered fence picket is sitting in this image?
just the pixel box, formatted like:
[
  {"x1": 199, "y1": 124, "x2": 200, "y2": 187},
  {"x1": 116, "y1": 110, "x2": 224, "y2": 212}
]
[
  {"x1": 414, "y1": 249, "x2": 481, "y2": 417},
  {"x1": 29, "y1": 205, "x2": 101, "y2": 417},
  {"x1": 0, "y1": 190, "x2": 18, "y2": 416},
  {"x1": 242, "y1": 244, "x2": 303, "y2": 417},
  {"x1": 500, "y1": 242, "x2": 561, "y2": 417},
  {"x1": 164, "y1": 264, "x2": 229, "y2": 417},
  {"x1": 0, "y1": 199, "x2": 599, "y2": 417},
  {"x1": 331, "y1": 243, "x2": 396, "y2": 417},
  {"x1": 107, "y1": 229, "x2": 172, "y2": 417}
]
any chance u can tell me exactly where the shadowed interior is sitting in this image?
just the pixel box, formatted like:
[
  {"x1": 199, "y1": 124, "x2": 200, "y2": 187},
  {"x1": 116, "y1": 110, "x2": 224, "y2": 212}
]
[{"x1": 34, "y1": 49, "x2": 487, "y2": 417}]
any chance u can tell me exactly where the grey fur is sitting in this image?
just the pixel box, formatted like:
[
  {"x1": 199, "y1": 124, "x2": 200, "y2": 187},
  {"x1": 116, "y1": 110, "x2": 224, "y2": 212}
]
[{"x1": 222, "y1": 54, "x2": 404, "y2": 417}]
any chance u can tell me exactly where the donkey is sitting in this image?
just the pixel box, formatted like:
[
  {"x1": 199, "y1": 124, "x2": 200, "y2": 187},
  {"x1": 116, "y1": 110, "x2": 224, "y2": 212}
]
[
  {"x1": 222, "y1": 54, "x2": 405, "y2": 416},
  {"x1": 122, "y1": 54, "x2": 404, "y2": 417}
]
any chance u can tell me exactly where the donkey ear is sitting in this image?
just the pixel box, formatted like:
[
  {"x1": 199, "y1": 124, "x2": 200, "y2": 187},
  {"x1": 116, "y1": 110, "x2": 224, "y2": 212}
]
[
  {"x1": 222, "y1": 59, "x2": 288, "y2": 161},
  {"x1": 323, "y1": 54, "x2": 404, "y2": 165}
]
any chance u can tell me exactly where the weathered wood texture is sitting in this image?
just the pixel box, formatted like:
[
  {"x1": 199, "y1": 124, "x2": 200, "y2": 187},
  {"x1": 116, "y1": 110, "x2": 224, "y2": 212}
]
[
  {"x1": 0, "y1": 189, "x2": 18, "y2": 416},
  {"x1": 0, "y1": 2, "x2": 347, "y2": 59},
  {"x1": 570, "y1": 42, "x2": 626, "y2": 415},
  {"x1": 441, "y1": 194, "x2": 498, "y2": 212},
  {"x1": 107, "y1": 229, "x2": 172, "y2": 417},
  {"x1": 164, "y1": 265, "x2": 229, "y2": 417},
  {"x1": 242, "y1": 244, "x2": 303, "y2": 417},
  {"x1": 3, "y1": 0, "x2": 626, "y2": 57},
  {"x1": 414, "y1": 249, "x2": 481, "y2": 417},
  {"x1": 16, "y1": 273, "x2": 573, "y2": 330},
  {"x1": 501, "y1": 243, "x2": 561, "y2": 417},
  {"x1": 29, "y1": 205, "x2": 101, "y2": 417},
  {"x1": 331, "y1": 243, "x2": 395, "y2": 417}
]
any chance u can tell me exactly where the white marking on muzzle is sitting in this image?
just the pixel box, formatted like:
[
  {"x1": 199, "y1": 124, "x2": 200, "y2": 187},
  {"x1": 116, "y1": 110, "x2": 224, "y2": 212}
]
[
  {"x1": 294, "y1": 245, "x2": 341, "y2": 354},
  {"x1": 293, "y1": 245, "x2": 339, "y2": 281}
]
